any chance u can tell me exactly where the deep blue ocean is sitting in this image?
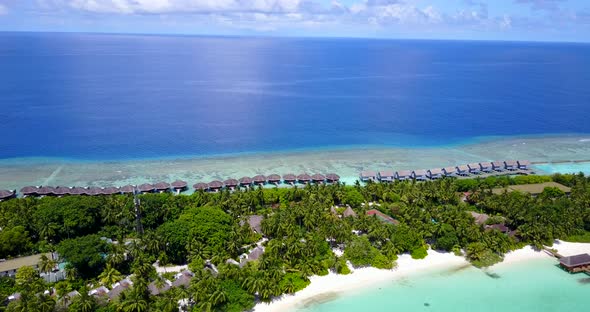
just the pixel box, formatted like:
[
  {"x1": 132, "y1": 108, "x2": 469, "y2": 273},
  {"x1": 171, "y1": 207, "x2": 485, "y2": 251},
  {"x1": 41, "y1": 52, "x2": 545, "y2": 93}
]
[{"x1": 1, "y1": 33, "x2": 589, "y2": 160}]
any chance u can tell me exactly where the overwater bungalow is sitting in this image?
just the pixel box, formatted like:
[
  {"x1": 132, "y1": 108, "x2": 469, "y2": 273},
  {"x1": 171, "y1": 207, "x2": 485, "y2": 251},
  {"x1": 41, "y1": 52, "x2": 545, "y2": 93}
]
[
  {"x1": 517, "y1": 160, "x2": 531, "y2": 170},
  {"x1": 326, "y1": 173, "x2": 340, "y2": 183},
  {"x1": 171, "y1": 180, "x2": 188, "y2": 192},
  {"x1": 267, "y1": 174, "x2": 281, "y2": 184},
  {"x1": 252, "y1": 175, "x2": 267, "y2": 185},
  {"x1": 70, "y1": 187, "x2": 88, "y2": 195},
  {"x1": 208, "y1": 181, "x2": 223, "y2": 191},
  {"x1": 239, "y1": 177, "x2": 252, "y2": 187},
  {"x1": 479, "y1": 162, "x2": 493, "y2": 173},
  {"x1": 491, "y1": 161, "x2": 505, "y2": 171},
  {"x1": 360, "y1": 171, "x2": 377, "y2": 182},
  {"x1": 297, "y1": 173, "x2": 312, "y2": 184},
  {"x1": 224, "y1": 178, "x2": 239, "y2": 189},
  {"x1": 87, "y1": 187, "x2": 102, "y2": 196},
  {"x1": 428, "y1": 168, "x2": 443, "y2": 179},
  {"x1": 395, "y1": 170, "x2": 412, "y2": 181},
  {"x1": 312, "y1": 173, "x2": 326, "y2": 184},
  {"x1": 412, "y1": 169, "x2": 428, "y2": 181},
  {"x1": 138, "y1": 184, "x2": 155, "y2": 193},
  {"x1": 504, "y1": 160, "x2": 518, "y2": 171},
  {"x1": 559, "y1": 254, "x2": 590, "y2": 273},
  {"x1": 442, "y1": 167, "x2": 456, "y2": 176},
  {"x1": 37, "y1": 186, "x2": 56, "y2": 196},
  {"x1": 378, "y1": 170, "x2": 395, "y2": 182},
  {"x1": 154, "y1": 182, "x2": 171, "y2": 192},
  {"x1": 120, "y1": 185, "x2": 135, "y2": 194},
  {"x1": 282, "y1": 174, "x2": 297, "y2": 185},
  {"x1": 0, "y1": 190, "x2": 16, "y2": 200},
  {"x1": 456, "y1": 165, "x2": 470, "y2": 176},
  {"x1": 467, "y1": 163, "x2": 481, "y2": 174},
  {"x1": 193, "y1": 183, "x2": 208, "y2": 191},
  {"x1": 20, "y1": 186, "x2": 39, "y2": 197},
  {"x1": 102, "y1": 187, "x2": 120, "y2": 195},
  {"x1": 53, "y1": 187, "x2": 70, "y2": 196}
]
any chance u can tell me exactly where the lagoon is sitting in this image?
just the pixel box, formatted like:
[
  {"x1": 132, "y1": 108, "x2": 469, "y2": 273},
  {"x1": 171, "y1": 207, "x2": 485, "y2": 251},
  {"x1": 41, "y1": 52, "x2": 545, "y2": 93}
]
[{"x1": 297, "y1": 258, "x2": 588, "y2": 312}]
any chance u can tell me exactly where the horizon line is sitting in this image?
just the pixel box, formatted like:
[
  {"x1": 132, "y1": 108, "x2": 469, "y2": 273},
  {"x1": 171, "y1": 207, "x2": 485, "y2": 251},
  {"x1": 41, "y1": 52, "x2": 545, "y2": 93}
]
[{"x1": 1, "y1": 30, "x2": 589, "y2": 45}]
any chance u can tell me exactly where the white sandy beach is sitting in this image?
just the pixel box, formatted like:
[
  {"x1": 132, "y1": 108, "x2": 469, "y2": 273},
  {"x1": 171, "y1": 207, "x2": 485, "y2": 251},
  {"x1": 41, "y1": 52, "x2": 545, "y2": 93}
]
[{"x1": 253, "y1": 240, "x2": 590, "y2": 312}]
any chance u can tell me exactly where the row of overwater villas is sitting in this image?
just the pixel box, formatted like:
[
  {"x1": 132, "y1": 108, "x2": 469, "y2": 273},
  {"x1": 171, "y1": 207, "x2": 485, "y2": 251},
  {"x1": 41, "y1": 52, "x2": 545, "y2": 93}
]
[
  {"x1": 0, "y1": 173, "x2": 342, "y2": 199},
  {"x1": 360, "y1": 160, "x2": 531, "y2": 182}
]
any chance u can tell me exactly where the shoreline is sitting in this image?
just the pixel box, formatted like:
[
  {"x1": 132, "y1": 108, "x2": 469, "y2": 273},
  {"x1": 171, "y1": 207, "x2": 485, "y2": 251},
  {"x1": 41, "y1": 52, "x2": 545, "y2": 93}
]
[
  {"x1": 1, "y1": 134, "x2": 590, "y2": 190},
  {"x1": 253, "y1": 240, "x2": 590, "y2": 312}
]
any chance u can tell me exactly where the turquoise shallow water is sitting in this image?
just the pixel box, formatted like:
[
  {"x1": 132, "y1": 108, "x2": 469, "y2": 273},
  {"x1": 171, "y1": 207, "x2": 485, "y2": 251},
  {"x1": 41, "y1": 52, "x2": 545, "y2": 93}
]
[
  {"x1": 297, "y1": 258, "x2": 589, "y2": 312},
  {"x1": 534, "y1": 162, "x2": 590, "y2": 175}
]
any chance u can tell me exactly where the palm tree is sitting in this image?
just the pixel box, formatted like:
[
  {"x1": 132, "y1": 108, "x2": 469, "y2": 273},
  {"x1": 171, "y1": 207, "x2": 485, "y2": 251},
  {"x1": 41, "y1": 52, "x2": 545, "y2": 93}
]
[
  {"x1": 117, "y1": 288, "x2": 149, "y2": 312},
  {"x1": 64, "y1": 264, "x2": 78, "y2": 282},
  {"x1": 98, "y1": 264, "x2": 124, "y2": 286},
  {"x1": 38, "y1": 254, "x2": 56, "y2": 274},
  {"x1": 69, "y1": 287, "x2": 96, "y2": 312}
]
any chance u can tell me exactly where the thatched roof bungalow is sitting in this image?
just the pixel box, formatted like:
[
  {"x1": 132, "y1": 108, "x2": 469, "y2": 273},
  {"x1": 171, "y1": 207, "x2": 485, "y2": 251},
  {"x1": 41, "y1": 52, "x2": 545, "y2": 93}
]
[
  {"x1": 297, "y1": 173, "x2": 312, "y2": 184},
  {"x1": 428, "y1": 168, "x2": 443, "y2": 179},
  {"x1": 491, "y1": 161, "x2": 505, "y2": 171},
  {"x1": 468, "y1": 211, "x2": 489, "y2": 225},
  {"x1": 282, "y1": 174, "x2": 296, "y2": 184},
  {"x1": 442, "y1": 167, "x2": 456, "y2": 176},
  {"x1": 479, "y1": 162, "x2": 493, "y2": 173},
  {"x1": 366, "y1": 209, "x2": 399, "y2": 225},
  {"x1": 343, "y1": 207, "x2": 357, "y2": 218},
  {"x1": 395, "y1": 170, "x2": 412, "y2": 181},
  {"x1": 120, "y1": 185, "x2": 135, "y2": 194},
  {"x1": 247, "y1": 215, "x2": 263, "y2": 234},
  {"x1": 37, "y1": 186, "x2": 56, "y2": 196},
  {"x1": 109, "y1": 278, "x2": 133, "y2": 300},
  {"x1": 559, "y1": 254, "x2": 590, "y2": 273},
  {"x1": 69, "y1": 187, "x2": 88, "y2": 195},
  {"x1": 53, "y1": 187, "x2": 69, "y2": 196},
  {"x1": 0, "y1": 190, "x2": 16, "y2": 200},
  {"x1": 378, "y1": 170, "x2": 395, "y2": 182},
  {"x1": 252, "y1": 175, "x2": 267, "y2": 185},
  {"x1": 154, "y1": 182, "x2": 171, "y2": 192},
  {"x1": 138, "y1": 184, "x2": 155, "y2": 193},
  {"x1": 504, "y1": 160, "x2": 518, "y2": 171},
  {"x1": 102, "y1": 187, "x2": 120, "y2": 195},
  {"x1": 193, "y1": 183, "x2": 208, "y2": 191},
  {"x1": 224, "y1": 179, "x2": 239, "y2": 188},
  {"x1": 312, "y1": 174, "x2": 326, "y2": 183},
  {"x1": 171, "y1": 180, "x2": 188, "y2": 191},
  {"x1": 360, "y1": 171, "x2": 377, "y2": 182},
  {"x1": 412, "y1": 169, "x2": 428, "y2": 181},
  {"x1": 172, "y1": 271, "x2": 194, "y2": 288},
  {"x1": 517, "y1": 160, "x2": 531, "y2": 170},
  {"x1": 467, "y1": 163, "x2": 481, "y2": 174},
  {"x1": 20, "y1": 186, "x2": 39, "y2": 197},
  {"x1": 456, "y1": 165, "x2": 470, "y2": 176},
  {"x1": 267, "y1": 174, "x2": 281, "y2": 184},
  {"x1": 239, "y1": 177, "x2": 252, "y2": 186},
  {"x1": 326, "y1": 173, "x2": 340, "y2": 183},
  {"x1": 208, "y1": 181, "x2": 223, "y2": 190},
  {"x1": 148, "y1": 280, "x2": 171, "y2": 296},
  {"x1": 87, "y1": 187, "x2": 102, "y2": 196}
]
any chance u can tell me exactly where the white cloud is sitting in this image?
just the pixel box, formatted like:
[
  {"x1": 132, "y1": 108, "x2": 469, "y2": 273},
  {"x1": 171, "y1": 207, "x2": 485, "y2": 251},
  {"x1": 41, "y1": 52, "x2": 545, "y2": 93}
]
[{"x1": 61, "y1": 0, "x2": 306, "y2": 14}]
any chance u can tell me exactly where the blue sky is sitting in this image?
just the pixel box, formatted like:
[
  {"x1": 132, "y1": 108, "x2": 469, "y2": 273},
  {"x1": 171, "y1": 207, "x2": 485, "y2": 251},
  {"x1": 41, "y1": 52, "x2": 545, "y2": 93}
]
[{"x1": 0, "y1": 0, "x2": 589, "y2": 41}]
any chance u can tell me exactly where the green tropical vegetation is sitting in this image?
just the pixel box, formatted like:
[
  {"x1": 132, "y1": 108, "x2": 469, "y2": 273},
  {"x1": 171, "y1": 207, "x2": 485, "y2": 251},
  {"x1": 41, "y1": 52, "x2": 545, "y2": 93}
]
[{"x1": 0, "y1": 173, "x2": 588, "y2": 311}]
